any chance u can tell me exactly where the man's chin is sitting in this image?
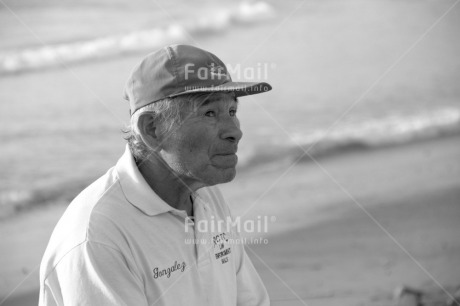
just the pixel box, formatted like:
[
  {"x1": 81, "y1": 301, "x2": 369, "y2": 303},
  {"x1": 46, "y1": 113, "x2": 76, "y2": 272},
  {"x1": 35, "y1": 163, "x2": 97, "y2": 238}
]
[
  {"x1": 205, "y1": 167, "x2": 237, "y2": 186},
  {"x1": 221, "y1": 168, "x2": 237, "y2": 183}
]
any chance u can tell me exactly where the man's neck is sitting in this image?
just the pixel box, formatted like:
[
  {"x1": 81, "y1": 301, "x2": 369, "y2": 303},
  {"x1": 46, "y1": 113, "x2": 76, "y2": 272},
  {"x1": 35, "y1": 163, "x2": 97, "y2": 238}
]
[{"x1": 137, "y1": 156, "x2": 199, "y2": 217}]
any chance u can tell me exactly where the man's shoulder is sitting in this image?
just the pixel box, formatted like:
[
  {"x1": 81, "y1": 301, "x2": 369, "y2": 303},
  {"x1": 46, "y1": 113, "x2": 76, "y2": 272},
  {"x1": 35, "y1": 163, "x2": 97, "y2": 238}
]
[
  {"x1": 40, "y1": 167, "x2": 130, "y2": 273},
  {"x1": 65, "y1": 166, "x2": 124, "y2": 230}
]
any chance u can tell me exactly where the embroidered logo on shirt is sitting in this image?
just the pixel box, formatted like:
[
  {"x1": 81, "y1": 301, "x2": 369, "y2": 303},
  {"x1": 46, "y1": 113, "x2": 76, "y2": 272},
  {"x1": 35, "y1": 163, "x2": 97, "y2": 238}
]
[
  {"x1": 213, "y1": 232, "x2": 231, "y2": 264},
  {"x1": 153, "y1": 261, "x2": 187, "y2": 279}
]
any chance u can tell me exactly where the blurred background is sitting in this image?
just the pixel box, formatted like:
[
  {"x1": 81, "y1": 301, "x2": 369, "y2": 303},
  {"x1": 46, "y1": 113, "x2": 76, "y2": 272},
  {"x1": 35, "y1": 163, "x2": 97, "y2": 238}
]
[{"x1": 1, "y1": 0, "x2": 459, "y2": 305}]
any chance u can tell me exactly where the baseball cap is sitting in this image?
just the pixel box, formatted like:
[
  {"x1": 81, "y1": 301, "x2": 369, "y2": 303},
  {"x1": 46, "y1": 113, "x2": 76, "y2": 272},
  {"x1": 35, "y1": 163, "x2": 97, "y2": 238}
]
[{"x1": 123, "y1": 44, "x2": 272, "y2": 115}]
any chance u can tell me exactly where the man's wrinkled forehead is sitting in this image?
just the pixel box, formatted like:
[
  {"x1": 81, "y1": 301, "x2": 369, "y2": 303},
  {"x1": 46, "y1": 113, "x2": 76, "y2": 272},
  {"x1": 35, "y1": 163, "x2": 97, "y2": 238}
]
[
  {"x1": 175, "y1": 92, "x2": 237, "y2": 114},
  {"x1": 196, "y1": 92, "x2": 238, "y2": 108},
  {"x1": 170, "y1": 92, "x2": 238, "y2": 119}
]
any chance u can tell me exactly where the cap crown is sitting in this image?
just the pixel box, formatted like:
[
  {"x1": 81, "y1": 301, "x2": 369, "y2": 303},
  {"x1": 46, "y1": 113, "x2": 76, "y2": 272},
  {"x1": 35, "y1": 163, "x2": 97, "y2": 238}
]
[{"x1": 124, "y1": 45, "x2": 232, "y2": 114}]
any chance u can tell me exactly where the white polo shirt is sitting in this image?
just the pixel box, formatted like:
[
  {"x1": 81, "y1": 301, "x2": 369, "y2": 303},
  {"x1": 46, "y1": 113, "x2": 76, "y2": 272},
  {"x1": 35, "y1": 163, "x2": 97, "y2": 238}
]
[{"x1": 39, "y1": 146, "x2": 269, "y2": 306}]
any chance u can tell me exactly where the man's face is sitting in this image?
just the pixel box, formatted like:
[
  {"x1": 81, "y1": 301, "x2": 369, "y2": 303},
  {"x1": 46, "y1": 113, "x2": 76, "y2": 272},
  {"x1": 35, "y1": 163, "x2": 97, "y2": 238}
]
[{"x1": 158, "y1": 93, "x2": 243, "y2": 187}]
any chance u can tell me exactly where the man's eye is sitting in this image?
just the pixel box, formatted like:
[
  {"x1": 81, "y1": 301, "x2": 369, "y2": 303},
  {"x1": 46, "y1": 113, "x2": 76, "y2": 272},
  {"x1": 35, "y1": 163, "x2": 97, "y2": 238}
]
[
  {"x1": 229, "y1": 109, "x2": 237, "y2": 116},
  {"x1": 205, "y1": 110, "x2": 216, "y2": 117}
]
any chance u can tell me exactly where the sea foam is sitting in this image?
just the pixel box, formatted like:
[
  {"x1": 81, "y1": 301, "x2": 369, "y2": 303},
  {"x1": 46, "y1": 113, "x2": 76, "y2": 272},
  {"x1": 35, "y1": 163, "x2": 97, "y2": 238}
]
[{"x1": 0, "y1": 1, "x2": 275, "y2": 74}]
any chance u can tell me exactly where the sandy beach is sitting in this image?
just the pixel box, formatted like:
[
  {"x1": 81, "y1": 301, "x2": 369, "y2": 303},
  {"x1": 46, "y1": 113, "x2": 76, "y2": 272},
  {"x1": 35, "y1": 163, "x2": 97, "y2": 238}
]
[
  {"x1": 254, "y1": 184, "x2": 460, "y2": 306},
  {"x1": 1, "y1": 134, "x2": 459, "y2": 306}
]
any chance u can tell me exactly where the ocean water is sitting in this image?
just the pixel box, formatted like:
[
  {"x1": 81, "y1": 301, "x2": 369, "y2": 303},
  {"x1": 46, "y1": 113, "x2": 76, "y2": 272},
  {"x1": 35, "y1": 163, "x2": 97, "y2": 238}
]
[
  {"x1": 0, "y1": 2, "x2": 276, "y2": 74},
  {"x1": 1, "y1": 0, "x2": 459, "y2": 217}
]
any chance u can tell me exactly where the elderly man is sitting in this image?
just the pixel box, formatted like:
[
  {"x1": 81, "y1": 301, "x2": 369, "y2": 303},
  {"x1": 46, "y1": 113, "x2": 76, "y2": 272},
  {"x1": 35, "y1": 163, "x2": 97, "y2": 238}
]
[{"x1": 39, "y1": 45, "x2": 272, "y2": 305}]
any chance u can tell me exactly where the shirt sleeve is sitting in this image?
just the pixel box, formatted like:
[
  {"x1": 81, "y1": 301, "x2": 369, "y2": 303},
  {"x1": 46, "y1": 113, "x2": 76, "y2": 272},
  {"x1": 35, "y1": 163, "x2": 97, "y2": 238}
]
[{"x1": 40, "y1": 241, "x2": 148, "y2": 306}]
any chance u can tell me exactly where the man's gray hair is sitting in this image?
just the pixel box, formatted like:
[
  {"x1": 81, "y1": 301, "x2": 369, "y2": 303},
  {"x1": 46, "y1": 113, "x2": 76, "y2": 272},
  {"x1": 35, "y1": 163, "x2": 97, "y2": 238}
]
[{"x1": 124, "y1": 96, "x2": 187, "y2": 163}]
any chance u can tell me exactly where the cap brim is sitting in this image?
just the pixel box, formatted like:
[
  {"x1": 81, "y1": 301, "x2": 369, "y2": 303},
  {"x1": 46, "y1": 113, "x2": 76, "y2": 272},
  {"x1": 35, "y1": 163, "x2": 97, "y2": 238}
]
[{"x1": 169, "y1": 81, "x2": 272, "y2": 98}]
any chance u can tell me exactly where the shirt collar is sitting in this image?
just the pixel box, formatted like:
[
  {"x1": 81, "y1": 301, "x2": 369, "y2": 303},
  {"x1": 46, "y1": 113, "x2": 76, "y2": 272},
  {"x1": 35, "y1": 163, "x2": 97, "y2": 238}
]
[{"x1": 116, "y1": 145, "x2": 177, "y2": 216}]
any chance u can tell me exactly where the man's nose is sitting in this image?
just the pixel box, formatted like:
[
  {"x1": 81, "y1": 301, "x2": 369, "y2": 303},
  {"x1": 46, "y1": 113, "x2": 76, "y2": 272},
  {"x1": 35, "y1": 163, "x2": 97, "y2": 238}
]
[{"x1": 220, "y1": 117, "x2": 243, "y2": 143}]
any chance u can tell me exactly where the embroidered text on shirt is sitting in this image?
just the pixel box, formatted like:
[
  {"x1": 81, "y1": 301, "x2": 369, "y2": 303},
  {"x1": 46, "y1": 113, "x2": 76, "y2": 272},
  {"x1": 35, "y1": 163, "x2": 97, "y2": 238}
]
[{"x1": 153, "y1": 261, "x2": 187, "y2": 279}]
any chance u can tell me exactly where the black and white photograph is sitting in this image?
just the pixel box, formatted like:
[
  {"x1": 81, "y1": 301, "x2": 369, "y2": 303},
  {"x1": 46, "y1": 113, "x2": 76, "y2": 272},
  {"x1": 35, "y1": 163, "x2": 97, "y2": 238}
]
[{"x1": 1, "y1": 0, "x2": 459, "y2": 305}]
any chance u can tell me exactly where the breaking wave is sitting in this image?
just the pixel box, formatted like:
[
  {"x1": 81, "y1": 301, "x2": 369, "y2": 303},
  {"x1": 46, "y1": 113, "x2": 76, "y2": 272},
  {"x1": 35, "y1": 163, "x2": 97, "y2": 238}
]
[
  {"x1": 238, "y1": 107, "x2": 460, "y2": 167},
  {"x1": 0, "y1": 1, "x2": 275, "y2": 74}
]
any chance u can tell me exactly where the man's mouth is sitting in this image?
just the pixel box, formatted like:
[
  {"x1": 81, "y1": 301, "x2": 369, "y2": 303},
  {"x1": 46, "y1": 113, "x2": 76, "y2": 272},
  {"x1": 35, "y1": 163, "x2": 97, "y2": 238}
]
[{"x1": 212, "y1": 153, "x2": 238, "y2": 167}]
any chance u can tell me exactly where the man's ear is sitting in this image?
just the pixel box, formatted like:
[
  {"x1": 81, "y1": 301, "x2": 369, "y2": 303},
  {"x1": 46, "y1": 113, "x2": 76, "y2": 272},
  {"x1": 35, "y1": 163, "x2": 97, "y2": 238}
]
[{"x1": 137, "y1": 112, "x2": 162, "y2": 152}]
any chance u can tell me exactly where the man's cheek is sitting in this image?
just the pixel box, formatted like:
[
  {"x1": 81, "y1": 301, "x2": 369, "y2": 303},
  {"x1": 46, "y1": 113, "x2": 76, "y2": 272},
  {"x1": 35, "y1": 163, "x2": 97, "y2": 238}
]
[
  {"x1": 174, "y1": 135, "x2": 199, "y2": 154},
  {"x1": 186, "y1": 130, "x2": 210, "y2": 153}
]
